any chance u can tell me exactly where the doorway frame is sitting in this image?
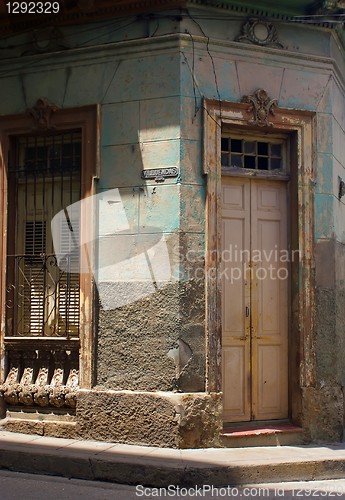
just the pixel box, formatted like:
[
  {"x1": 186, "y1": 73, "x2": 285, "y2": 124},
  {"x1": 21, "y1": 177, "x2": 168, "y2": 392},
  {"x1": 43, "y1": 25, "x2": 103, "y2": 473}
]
[{"x1": 203, "y1": 97, "x2": 316, "y2": 426}]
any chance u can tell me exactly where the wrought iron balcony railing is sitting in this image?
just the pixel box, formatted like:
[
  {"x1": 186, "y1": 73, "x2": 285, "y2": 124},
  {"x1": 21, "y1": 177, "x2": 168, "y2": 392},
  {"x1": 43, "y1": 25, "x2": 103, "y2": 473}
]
[{"x1": 6, "y1": 254, "x2": 80, "y2": 338}]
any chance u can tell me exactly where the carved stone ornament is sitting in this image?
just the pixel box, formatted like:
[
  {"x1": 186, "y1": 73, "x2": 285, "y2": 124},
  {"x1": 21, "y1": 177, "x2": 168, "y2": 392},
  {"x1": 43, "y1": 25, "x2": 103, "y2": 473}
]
[
  {"x1": 0, "y1": 351, "x2": 21, "y2": 405},
  {"x1": 33, "y1": 351, "x2": 51, "y2": 407},
  {"x1": 64, "y1": 369, "x2": 79, "y2": 408},
  {"x1": 236, "y1": 18, "x2": 283, "y2": 49},
  {"x1": 0, "y1": 367, "x2": 20, "y2": 405},
  {"x1": 242, "y1": 89, "x2": 278, "y2": 127},
  {"x1": 32, "y1": 27, "x2": 68, "y2": 54},
  {"x1": 0, "y1": 348, "x2": 79, "y2": 409},
  {"x1": 27, "y1": 98, "x2": 60, "y2": 130}
]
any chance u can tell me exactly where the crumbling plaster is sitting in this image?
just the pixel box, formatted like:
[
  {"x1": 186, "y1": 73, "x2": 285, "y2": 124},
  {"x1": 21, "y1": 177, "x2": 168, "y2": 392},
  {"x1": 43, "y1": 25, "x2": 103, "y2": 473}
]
[{"x1": 1, "y1": 6, "x2": 345, "y2": 445}]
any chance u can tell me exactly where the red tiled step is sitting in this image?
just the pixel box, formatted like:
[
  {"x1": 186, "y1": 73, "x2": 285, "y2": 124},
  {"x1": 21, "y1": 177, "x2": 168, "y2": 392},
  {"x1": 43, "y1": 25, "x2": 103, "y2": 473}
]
[
  {"x1": 221, "y1": 423, "x2": 304, "y2": 448},
  {"x1": 223, "y1": 424, "x2": 303, "y2": 437}
]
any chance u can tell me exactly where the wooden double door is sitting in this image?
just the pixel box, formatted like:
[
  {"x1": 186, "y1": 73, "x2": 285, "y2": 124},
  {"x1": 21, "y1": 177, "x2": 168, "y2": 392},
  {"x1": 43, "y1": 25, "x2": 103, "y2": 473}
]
[{"x1": 221, "y1": 176, "x2": 289, "y2": 422}]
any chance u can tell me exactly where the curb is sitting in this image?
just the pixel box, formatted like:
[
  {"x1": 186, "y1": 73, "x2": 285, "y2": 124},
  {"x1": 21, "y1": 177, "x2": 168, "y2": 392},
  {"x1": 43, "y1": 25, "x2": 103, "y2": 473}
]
[{"x1": 1, "y1": 432, "x2": 345, "y2": 486}]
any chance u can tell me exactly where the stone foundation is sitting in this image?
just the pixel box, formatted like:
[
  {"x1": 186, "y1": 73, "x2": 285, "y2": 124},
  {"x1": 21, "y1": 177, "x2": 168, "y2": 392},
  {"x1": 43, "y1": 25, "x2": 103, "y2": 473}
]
[
  {"x1": 0, "y1": 390, "x2": 222, "y2": 448},
  {"x1": 302, "y1": 385, "x2": 344, "y2": 442}
]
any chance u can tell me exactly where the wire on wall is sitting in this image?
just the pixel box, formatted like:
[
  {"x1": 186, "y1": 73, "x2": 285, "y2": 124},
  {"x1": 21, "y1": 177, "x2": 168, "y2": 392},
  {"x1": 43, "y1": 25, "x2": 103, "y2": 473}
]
[
  {"x1": 185, "y1": 9, "x2": 223, "y2": 122},
  {"x1": 61, "y1": 66, "x2": 71, "y2": 108},
  {"x1": 100, "y1": 60, "x2": 122, "y2": 104},
  {"x1": 184, "y1": 31, "x2": 199, "y2": 120},
  {"x1": 0, "y1": 18, "x2": 137, "y2": 79},
  {"x1": 19, "y1": 73, "x2": 28, "y2": 108}
]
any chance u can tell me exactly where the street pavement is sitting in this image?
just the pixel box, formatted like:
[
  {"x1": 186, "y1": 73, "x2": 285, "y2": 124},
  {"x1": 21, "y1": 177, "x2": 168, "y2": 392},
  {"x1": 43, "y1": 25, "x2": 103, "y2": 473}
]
[
  {"x1": 1, "y1": 431, "x2": 345, "y2": 487},
  {"x1": 0, "y1": 470, "x2": 345, "y2": 499}
]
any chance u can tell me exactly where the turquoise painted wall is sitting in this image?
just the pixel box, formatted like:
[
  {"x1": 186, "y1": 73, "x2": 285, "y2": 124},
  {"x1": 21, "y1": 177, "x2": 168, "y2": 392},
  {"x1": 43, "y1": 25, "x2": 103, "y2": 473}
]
[{"x1": 1, "y1": 8, "x2": 345, "y2": 397}]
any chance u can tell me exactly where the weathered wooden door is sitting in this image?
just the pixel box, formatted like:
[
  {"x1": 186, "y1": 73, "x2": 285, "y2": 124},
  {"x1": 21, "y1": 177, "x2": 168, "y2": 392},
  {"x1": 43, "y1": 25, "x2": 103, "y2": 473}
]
[{"x1": 221, "y1": 176, "x2": 288, "y2": 422}]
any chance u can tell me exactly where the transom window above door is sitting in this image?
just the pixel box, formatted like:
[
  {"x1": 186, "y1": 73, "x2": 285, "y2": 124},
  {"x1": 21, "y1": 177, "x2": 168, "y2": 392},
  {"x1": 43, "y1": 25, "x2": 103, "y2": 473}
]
[{"x1": 221, "y1": 135, "x2": 286, "y2": 173}]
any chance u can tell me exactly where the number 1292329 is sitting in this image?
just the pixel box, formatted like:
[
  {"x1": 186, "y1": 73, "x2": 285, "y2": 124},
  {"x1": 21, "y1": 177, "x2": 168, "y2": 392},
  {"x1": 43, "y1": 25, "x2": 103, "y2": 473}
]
[{"x1": 6, "y1": 2, "x2": 60, "y2": 14}]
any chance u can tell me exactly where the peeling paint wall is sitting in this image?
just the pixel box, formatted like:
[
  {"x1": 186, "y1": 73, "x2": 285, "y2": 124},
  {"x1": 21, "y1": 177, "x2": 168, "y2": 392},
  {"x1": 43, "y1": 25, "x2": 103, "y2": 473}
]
[
  {"x1": 313, "y1": 75, "x2": 345, "y2": 441},
  {"x1": 1, "y1": 4, "x2": 345, "y2": 446},
  {"x1": 180, "y1": 7, "x2": 345, "y2": 442},
  {"x1": 94, "y1": 46, "x2": 206, "y2": 392}
]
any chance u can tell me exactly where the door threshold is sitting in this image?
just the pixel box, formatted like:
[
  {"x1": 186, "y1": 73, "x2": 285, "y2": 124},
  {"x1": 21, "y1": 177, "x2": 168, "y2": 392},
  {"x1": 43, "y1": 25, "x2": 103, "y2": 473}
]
[
  {"x1": 221, "y1": 421, "x2": 304, "y2": 448},
  {"x1": 224, "y1": 419, "x2": 292, "y2": 431}
]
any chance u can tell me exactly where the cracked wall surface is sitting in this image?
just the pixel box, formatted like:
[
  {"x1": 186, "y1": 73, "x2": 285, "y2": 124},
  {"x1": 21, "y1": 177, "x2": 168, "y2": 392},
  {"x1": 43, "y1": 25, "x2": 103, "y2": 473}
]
[{"x1": 0, "y1": 4, "x2": 345, "y2": 446}]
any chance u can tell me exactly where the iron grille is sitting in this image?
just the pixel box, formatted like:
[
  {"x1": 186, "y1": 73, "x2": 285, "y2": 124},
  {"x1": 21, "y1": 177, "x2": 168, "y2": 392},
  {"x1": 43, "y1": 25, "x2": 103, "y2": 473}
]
[{"x1": 6, "y1": 131, "x2": 81, "y2": 338}]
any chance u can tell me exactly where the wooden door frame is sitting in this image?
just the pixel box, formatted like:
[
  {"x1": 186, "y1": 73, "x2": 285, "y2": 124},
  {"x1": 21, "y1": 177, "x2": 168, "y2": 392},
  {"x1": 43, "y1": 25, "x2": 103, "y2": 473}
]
[
  {"x1": 203, "y1": 97, "x2": 316, "y2": 426},
  {"x1": 0, "y1": 102, "x2": 100, "y2": 389}
]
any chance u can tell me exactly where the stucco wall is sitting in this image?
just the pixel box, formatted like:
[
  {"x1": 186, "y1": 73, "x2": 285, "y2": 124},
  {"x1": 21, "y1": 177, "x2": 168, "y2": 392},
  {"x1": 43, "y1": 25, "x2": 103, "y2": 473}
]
[
  {"x1": 0, "y1": 16, "x2": 208, "y2": 394},
  {"x1": 179, "y1": 8, "x2": 345, "y2": 441},
  {"x1": 1, "y1": 5, "x2": 345, "y2": 445}
]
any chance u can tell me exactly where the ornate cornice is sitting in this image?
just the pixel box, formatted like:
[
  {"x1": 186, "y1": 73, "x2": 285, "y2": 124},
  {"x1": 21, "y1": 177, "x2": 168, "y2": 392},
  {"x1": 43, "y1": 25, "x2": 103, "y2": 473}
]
[{"x1": 1, "y1": 0, "x2": 343, "y2": 37}]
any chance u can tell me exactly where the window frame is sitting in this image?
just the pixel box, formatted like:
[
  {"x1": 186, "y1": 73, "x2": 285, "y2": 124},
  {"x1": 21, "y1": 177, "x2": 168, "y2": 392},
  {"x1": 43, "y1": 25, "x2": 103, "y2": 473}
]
[
  {"x1": 0, "y1": 104, "x2": 99, "y2": 389},
  {"x1": 221, "y1": 129, "x2": 289, "y2": 179}
]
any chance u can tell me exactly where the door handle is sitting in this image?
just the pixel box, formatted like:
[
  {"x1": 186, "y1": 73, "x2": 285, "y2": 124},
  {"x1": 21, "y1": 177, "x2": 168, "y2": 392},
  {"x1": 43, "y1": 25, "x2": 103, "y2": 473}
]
[{"x1": 245, "y1": 306, "x2": 250, "y2": 318}]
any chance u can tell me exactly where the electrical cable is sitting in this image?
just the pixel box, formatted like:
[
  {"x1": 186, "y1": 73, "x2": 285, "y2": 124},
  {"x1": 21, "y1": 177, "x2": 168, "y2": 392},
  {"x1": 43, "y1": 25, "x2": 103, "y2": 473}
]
[
  {"x1": 0, "y1": 15, "x2": 134, "y2": 46},
  {"x1": 184, "y1": 31, "x2": 199, "y2": 119},
  {"x1": 0, "y1": 18, "x2": 137, "y2": 78},
  {"x1": 185, "y1": 9, "x2": 223, "y2": 121},
  {"x1": 181, "y1": 49, "x2": 221, "y2": 130}
]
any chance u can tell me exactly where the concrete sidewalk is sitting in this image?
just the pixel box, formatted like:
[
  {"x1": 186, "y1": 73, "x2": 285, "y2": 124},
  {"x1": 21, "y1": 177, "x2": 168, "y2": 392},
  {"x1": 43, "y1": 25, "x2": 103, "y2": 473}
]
[{"x1": 0, "y1": 430, "x2": 344, "y2": 486}]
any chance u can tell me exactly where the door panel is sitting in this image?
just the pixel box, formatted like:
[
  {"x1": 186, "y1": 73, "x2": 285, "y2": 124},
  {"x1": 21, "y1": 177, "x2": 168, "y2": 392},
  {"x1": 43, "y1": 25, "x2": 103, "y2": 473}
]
[
  {"x1": 251, "y1": 181, "x2": 288, "y2": 420},
  {"x1": 257, "y1": 345, "x2": 282, "y2": 410},
  {"x1": 222, "y1": 176, "x2": 288, "y2": 422},
  {"x1": 221, "y1": 179, "x2": 251, "y2": 421},
  {"x1": 223, "y1": 346, "x2": 247, "y2": 417}
]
